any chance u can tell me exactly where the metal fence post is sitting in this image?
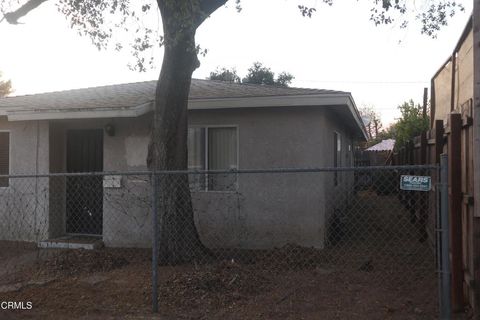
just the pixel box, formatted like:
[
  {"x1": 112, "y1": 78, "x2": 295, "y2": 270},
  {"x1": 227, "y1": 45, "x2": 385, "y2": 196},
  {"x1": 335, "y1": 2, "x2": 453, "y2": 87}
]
[
  {"x1": 440, "y1": 154, "x2": 451, "y2": 319},
  {"x1": 151, "y1": 171, "x2": 159, "y2": 313}
]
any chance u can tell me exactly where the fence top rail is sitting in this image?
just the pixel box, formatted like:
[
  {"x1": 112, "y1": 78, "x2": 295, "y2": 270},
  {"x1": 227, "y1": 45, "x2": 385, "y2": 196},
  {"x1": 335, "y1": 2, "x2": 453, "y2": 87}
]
[{"x1": 0, "y1": 165, "x2": 440, "y2": 179}]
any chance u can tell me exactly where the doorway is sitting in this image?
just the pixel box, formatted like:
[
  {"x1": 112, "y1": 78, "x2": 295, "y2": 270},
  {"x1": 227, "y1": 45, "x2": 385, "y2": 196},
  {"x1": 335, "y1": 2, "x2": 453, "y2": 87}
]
[{"x1": 66, "y1": 129, "x2": 103, "y2": 235}]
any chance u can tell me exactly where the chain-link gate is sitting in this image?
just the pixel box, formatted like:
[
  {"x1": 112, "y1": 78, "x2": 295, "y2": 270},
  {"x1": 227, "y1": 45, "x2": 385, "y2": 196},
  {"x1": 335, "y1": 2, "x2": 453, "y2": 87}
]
[
  {"x1": 0, "y1": 161, "x2": 449, "y2": 319},
  {"x1": 149, "y1": 163, "x2": 449, "y2": 319}
]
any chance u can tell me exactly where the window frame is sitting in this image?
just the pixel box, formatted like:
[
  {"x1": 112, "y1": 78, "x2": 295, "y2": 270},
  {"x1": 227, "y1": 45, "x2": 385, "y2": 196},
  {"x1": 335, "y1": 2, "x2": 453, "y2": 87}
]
[
  {"x1": 348, "y1": 139, "x2": 354, "y2": 166},
  {"x1": 333, "y1": 131, "x2": 342, "y2": 186},
  {"x1": 188, "y1": 125, "x2": 239, "y2": 192},
  {"x1": 0, "y1": 130, "x2": 11, "y2": 188}
]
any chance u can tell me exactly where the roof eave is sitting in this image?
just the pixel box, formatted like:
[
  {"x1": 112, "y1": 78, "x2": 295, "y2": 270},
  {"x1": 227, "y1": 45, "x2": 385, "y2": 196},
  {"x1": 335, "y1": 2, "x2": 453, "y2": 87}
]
[
  {"x1": 5, "y1": 101, "x2": 154, "y2": 121},
  {"x1": 189, "y1": 93, "x2": 346, "y2": 109},
  {"x1": 3, "y1": 93, "x2": 368, "y2": 139},
  {"x1": 344, "y1": 94, "x2": 369, "y2": 141},
  {"x1": 190, "y1": 94, "x2": 367, "y2": 140}
]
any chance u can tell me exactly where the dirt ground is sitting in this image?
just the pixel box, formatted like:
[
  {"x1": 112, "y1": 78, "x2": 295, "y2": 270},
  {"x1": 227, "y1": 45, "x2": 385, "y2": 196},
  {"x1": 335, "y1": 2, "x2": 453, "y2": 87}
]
[
  {"x1": 0, "y1": 191, "x2": 451, "y2": 319},
  {"x1": 0, "y1": 242, "x2": 37, "y2": 261},
  {"x1": 0, "y1": 244, "x2": 440, "y2": 320},
  {"x1": 1, "y1": 248, "x2": 437, "y2": 320}
]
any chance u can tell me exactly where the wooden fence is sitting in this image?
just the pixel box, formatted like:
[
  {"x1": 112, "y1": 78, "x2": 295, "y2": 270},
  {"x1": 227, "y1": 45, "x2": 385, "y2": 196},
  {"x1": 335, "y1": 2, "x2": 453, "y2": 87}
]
[{"x1": 391, "y1": 101, "x2": 474, "y2": 312}]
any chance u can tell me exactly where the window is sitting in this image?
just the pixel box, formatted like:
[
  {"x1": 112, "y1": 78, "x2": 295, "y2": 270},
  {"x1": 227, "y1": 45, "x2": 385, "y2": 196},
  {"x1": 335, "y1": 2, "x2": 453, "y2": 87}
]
[
  {"x1": 348, "y1": 140, "x2": 354, "y2": 166},
  {"x1": 0, "y1": 132, "x2": 9, "y2": 187},
  {"x1": 188, "y1": 128, "x2": 206, "y2": 189},
  {"x1": 188, "y1": 126, "x2": 238, "y2": 191},
  {"x1": 347, "y1": 142, "x2": 352, "y2": 166},
  {"x1": 333, "y1": 132, "x2": 341, "y2": 186}
]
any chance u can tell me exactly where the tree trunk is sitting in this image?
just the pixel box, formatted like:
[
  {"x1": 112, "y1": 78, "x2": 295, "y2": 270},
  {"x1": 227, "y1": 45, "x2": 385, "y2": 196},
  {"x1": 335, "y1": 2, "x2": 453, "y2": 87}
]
[
  {"x1": 148, "y1": 0, "x2": 226, "y2": 264},
  {"x1": 374, "y1": 118, "x2": 379, "y2": 138}
]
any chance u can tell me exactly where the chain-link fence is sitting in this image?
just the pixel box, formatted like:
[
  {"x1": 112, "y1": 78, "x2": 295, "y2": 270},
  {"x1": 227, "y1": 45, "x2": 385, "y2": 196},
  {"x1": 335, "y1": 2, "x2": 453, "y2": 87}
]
[{"x1": 0, "y1": 164, "x2": 448, "y2": 319}]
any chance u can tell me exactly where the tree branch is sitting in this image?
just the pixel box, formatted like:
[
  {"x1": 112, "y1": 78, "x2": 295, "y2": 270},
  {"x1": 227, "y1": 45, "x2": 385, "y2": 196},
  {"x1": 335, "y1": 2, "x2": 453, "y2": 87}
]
[
  {"x1": 199, "y1": 0, "x2": 227, "y2": 15},
  {"x1": 3, "y1": 0, "x2": 48, "y2": 24},
  {"x1": 196, "y1": 0, "x2": 227, "y2": 26}
]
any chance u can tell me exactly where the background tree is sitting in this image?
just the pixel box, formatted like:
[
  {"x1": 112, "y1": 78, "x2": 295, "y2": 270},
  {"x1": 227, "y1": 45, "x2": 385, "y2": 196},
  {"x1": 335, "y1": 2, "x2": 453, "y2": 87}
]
[
  {"x1": 209, "y1": 63, "x2": 294, "y2": 87},
  {"x1": 275, "y1": 71, "x2": 295, "y2": 87},
  {"x1": 1, "y1": 0, "x2": 465, "y2": 264},
  {"x1": 367, "y1": 124, "x2": 396, "y2": 147},
  {"x1": 361, "y1": 100, "x2": 429, "y2": 149},
  {"x1": 242, "y1": 62, "x2": 294, "y2": 87},
  {"x1": 208, "y1": 67, "x2": 241, "y2": 83},
  {"x1": 359, "y1": 106, "x2": 383, "y2": 141},
  {"x1": 0, "y1": 72, "x2": 12, "y2": 97},
  {"x1": 242, "y1": 62, "x2": 274, "y2": 85},
  {"x1": 392, "y1": 99, "x2": 430, "y2": 149}
]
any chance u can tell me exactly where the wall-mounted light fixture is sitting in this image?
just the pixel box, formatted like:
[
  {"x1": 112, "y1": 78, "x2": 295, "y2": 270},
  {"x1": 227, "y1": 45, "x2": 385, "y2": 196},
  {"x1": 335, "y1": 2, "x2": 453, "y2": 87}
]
[{"x1": 105, "y1": 123, "x2": 115, "y2": 136}]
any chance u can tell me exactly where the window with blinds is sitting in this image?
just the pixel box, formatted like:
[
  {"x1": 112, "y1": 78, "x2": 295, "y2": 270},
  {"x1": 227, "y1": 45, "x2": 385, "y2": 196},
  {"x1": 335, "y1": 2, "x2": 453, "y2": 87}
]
[
  {"x1": 188, "y1": 126, "x2": 238, "y2": 191},
  {"x1": 0, "y1": 132, "x2": 10, "y2": 187}
]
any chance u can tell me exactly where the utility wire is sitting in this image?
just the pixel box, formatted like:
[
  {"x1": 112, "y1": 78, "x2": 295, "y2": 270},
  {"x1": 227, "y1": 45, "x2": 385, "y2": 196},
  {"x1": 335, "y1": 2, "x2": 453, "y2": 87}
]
[{"x1": 296, "y1": 80, "x2": 429, "y2": 84}]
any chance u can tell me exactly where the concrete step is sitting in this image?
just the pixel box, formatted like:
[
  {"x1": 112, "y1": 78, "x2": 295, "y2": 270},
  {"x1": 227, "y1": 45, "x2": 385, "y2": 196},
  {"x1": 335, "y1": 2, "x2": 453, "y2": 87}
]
[{"x1": 38, "y1": 235, "x2": 104, "y2": 250}]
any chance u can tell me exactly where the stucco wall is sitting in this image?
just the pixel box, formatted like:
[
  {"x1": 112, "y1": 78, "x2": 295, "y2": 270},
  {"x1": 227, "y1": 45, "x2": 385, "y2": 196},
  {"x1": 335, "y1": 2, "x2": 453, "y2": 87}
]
[
  {"x1": 0, "y1": 107, "x2": 356, "y2": 249},
  {"x1": 98, "y1": 107, "x2": 355, "y2": 249},
  {"x1": 189, "y1": 107, "x2": 328, "y2": 249},
  {"x1": 0, "y1": 117, "x2": 50, "y2": 242},
  {"x1": 320, "y1": 110, "x2": 356, "y2": 243},
  {"x1": 102, "y1": 115, "x2": 152, "y2": 247}
]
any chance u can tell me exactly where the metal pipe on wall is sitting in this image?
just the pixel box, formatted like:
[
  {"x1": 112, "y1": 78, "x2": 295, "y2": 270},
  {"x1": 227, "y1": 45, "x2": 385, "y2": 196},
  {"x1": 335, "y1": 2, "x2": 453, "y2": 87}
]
[{"x1": 440, "y1": 154, "x2": 451, "y2": 319}]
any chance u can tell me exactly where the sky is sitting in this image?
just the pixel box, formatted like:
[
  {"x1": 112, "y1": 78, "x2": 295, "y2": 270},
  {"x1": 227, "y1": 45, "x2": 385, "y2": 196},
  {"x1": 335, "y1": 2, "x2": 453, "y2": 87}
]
[{"x1": 0, "y1": 0, "x2": 473, "y2": 126}]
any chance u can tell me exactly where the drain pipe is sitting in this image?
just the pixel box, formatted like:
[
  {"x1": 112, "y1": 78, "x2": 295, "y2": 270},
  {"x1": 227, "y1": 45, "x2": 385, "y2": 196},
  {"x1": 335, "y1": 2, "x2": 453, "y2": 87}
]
[
  {"x1": 34, "y1": 120, "x2": 40, "y2": 242},
  {"x1": 439, "y1": 154, "x2": 451, "y2": 319}
]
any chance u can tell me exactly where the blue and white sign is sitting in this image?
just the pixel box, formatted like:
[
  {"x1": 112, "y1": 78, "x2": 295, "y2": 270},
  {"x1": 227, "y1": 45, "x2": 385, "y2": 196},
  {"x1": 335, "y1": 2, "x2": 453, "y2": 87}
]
[{"x1": 400, "y1": 175, "x2": 432, "y2": 192}]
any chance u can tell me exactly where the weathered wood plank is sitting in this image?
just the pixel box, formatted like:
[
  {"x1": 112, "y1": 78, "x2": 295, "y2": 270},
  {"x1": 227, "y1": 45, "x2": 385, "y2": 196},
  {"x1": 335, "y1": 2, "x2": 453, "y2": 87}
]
[
  {"x1": 448, "y1": 113, "x2": 463, "y2": 311},
  {"x1": 472, "y1": 1, "x2": 480, "y2": 317},
  {"x1": 435, "y1": 120, "x2": 444, "y2": 164},
  {"x1": 473, "y1": 0, "x2": 480, "y2": 217}
]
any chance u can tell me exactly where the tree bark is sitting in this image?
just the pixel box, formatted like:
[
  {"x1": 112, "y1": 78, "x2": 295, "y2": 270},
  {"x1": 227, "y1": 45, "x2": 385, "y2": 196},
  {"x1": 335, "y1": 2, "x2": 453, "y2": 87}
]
[
  {"x1": 148, "y1": 0, "x2": 226, "y2": 264},
  {"x1": 2, "y1": 0, "x2": 48, "y2": 24}
]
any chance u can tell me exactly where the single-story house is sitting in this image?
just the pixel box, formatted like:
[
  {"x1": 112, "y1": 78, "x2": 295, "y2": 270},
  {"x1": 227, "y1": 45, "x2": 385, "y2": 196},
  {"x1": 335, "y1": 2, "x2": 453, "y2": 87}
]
[{"x1": 0, "y1": 79, "x2": 367, "y2": 249}]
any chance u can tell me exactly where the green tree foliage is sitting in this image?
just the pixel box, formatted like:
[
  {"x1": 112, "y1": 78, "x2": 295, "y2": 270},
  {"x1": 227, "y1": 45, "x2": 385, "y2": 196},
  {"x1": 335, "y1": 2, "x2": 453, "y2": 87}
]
[
  {"x1": 208, "y1": 67, "x2": 241, "y2": 83},
  {"x1": 298, "y1": 0, "x2": 464, "y2": 38},
  {"x1": 242, "y1": 62, "x2": 294, "y2": 87},
  {"x1": 209, "y1": 63, "x2": 294, "y2": 87},
  {"x1": 275, "y1": 71, "x2": 295, "y2": 87},
  {"x1": 0, "y1": 72, "x2": 12, "y2": 97},
  {"x1": 366, "y1": 124, "x2": 396, "y2": 148},
  {"x1": 360, "y1": 100, "x2": 430, "y2": 149},
  {"x1": 243, "y1": 62, "x2": 275, "y2": 85},
  {"x1": 392, "y1": 100, "x2": 429, "y2": 149}
]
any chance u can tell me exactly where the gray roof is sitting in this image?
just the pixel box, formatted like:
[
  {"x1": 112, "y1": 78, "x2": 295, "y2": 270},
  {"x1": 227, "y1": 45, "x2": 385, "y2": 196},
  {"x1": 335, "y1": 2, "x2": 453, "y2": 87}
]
[
  {"x1": 366, "y1": 139, "x2": 396, "y2": 152},
  {"x1": 0, "y1": 79, "x2": 345, "y2": 111},
  {"x1": 0, "y1": 79, "x2": 367, "y2": 140}
]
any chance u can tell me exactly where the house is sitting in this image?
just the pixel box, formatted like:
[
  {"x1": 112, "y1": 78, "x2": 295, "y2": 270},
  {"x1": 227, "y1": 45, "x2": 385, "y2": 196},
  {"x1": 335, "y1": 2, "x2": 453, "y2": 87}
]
[{"x1": 0, "y1": 79, "x2": 367, "y2": 249}]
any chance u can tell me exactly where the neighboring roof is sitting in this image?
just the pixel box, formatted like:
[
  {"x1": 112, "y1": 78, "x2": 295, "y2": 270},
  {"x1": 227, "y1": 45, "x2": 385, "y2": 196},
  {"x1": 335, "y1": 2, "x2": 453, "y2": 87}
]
[
  {"x1": 0, "y1": 79, "x2": 367, "y2": 139},
  {"x1": 365, "y1": 139, "x2": 396, "y2": 152}
]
